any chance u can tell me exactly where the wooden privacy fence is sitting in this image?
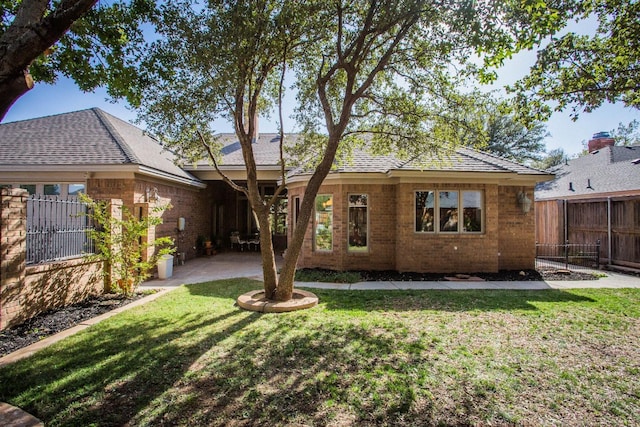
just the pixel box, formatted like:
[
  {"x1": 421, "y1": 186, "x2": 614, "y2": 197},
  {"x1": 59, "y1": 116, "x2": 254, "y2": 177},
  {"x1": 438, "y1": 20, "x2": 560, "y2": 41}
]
[
  {"x1": 536, "y1": 197, "x2": 640, "y2": 269},
  {"x1": 26, "y1": 194, "x2": 95, "y2": 264}
]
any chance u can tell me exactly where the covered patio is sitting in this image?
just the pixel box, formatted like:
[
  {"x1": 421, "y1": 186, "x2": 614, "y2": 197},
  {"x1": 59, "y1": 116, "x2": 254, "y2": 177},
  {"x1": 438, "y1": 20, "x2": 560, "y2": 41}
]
[{"x1": 143, "y1": 252, "x2": 283, "y2": 288}]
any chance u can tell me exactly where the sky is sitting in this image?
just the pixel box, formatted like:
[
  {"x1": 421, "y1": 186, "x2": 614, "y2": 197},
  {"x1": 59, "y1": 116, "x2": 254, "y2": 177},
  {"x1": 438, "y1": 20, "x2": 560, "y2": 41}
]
[{"x1": 3, "y1": 23, "x2": 639, "y2": 158}]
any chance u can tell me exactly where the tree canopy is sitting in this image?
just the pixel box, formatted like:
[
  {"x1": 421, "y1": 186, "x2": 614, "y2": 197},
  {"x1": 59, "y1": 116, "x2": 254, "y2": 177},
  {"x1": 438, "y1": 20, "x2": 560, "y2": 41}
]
[
  {"x1": 0, "y1": 0, "x2": 153, "y2": 121},
  {"x1": 532, "y1": 147, "x2": 569, "y2": 171},
  {"x1": 508, "y1": 0, "x2": 640, "y2": 122},
  {"x1": 133, "y1": 0, "x2": 564, "y2": 301},
  {"x1": 483, "y1": 113, "x2": 548, "y2": 164},
  {"x1": 610, "y1": 120, "x2": 640, "y2": 146}
]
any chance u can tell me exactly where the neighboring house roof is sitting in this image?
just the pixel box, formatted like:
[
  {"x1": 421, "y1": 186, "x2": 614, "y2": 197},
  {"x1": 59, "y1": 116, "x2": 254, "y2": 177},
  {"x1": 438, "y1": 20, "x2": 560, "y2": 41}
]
[
  {"x1": 535, "y1": 145, "x2": 640, "y2": 200},
  {"x1": 0, "y1": 108, "x2": 204, "y2": 187}
]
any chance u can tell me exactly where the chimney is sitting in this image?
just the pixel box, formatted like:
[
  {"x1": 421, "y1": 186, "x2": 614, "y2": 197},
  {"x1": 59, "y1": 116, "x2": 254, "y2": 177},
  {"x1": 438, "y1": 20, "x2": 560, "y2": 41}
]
[{"x1": 588, "y1": 131, "x2": 615, "y2": 153}]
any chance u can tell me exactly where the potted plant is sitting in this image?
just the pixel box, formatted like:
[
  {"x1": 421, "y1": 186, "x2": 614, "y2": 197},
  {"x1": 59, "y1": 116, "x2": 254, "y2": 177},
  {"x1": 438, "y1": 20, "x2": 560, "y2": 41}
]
[{"x1": 196, "y1": 235, "x2": 207, "y2": 256}]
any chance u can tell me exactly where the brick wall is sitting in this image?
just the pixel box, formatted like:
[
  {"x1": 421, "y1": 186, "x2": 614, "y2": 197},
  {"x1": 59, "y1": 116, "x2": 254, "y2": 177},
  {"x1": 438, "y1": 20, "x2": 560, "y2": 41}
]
[
  {"x1": 1, "y1": 175, "x2": 211, "y2": 330},
  {"x1": 291, "y1": 181, "x2": 537, "y2": 273},
  {"x1": 395, "y1": 183, "x2": 500, "y2": 273},
  {"x1": 88, "y1": 177, "x2": 211, "y2": 261},
  {"x1": 1, "y1": 189, "x2": 103, "y2": 330},
  {"x1": 498, "y1": 185, "x2": 536, "y2": 270}
]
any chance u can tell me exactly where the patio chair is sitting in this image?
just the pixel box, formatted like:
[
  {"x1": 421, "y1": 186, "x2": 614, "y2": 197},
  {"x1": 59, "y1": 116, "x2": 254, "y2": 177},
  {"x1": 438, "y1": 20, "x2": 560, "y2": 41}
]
[
  {"x1": 247, "y1": 233, "x2": 260, "y2": 251},
  {"x1": 230, "y1": 232, "x2": 247, "y2": 251}
]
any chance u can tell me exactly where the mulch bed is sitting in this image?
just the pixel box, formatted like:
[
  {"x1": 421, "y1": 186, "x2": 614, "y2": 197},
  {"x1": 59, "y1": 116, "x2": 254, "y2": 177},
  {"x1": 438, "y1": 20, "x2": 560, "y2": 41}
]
[
  {"x1": 0, "y1": 293, "x2": 148, "y2": 358},
  {"x1": 340, "y1": 268, "x2": 597, "y2": 282}
]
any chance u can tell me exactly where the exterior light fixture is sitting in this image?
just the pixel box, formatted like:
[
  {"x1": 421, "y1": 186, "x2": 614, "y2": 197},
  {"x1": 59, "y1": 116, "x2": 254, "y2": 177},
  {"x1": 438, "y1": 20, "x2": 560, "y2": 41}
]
[
  {"x1": 517, "y1": 191, "x2": 532, "y2": 214},
  {"x1": 146, "y1": 187, "x2": 159, "y2": 203}
]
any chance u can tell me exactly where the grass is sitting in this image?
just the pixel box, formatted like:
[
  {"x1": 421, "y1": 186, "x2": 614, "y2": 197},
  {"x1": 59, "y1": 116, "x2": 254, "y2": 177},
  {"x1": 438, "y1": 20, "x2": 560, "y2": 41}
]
[{"x1": 0, "y1": 279, "x2": 639, "y2": 426}]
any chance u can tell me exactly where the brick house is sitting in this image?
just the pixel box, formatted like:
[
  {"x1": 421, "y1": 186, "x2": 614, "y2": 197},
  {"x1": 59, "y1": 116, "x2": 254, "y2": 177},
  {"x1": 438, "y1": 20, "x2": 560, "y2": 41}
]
[
  {"x1": 286, "y1": 147, "x2": 552, "y2": 273},
  {"x1": 535, "y1": 135, "x2": 640, "y2": 270},
  {"x1": 1, "y1": 107, "x2": 552, "y2": 274},
  {"x1": 0, "y1": 109, "x2": 209, "y2": 329},
  {"x1": 0, "y1": 108, "x2": 210, "y2": 259},
  {"x1": 1, "y1": 108, "x2": 554, "y2": 328}
]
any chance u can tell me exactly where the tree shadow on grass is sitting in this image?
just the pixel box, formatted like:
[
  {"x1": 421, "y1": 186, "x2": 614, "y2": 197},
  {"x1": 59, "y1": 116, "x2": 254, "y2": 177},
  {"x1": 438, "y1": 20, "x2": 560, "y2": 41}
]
[
  {"x1": 308, "y1": 288, "x2": 596, "y2": 312},
  {"x1": 0, "y1": 280, "x2": 619, "y2": 426},
  {"x1": 0, "y1": 281, "x2": 262, "y2": 426},
  {"x1": 128, "y1": 312, "x2": 440, "y2": 426}
]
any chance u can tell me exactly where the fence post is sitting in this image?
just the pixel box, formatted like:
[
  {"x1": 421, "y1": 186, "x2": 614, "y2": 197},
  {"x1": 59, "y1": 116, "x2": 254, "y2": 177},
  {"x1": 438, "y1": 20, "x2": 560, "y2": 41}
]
[
  {"x1": 596, "y1": 239, "x2": 600, "y2": 270},
  {"x1": 0, "y1": 188, "x2": 28, "y2": 330},
  {"x1": 564, "y1": 240, "x2": 569, "y2": 270}
]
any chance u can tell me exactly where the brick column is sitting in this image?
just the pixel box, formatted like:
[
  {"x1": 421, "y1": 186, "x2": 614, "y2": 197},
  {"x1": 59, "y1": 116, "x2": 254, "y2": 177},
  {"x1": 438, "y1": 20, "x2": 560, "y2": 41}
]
[
  {"x1": 135, "y1": 202, "x2": 154, "y2": 262},
  {"x1": 0, "y1": 188, "x2": 28, "y2": 330},
  {"x1": 105, "y1": 199, "x2": 123, "y2": 292}
]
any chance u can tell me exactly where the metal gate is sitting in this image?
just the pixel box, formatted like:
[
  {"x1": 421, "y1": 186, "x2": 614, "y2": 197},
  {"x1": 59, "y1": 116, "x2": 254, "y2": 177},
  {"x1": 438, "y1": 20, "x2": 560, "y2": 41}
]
[
  {"x1": 535, "y1": 241, "x2": 601, "y2": 271},
  {"x1": 26, "y1": 195, "x2": 95, "y2": 264}
]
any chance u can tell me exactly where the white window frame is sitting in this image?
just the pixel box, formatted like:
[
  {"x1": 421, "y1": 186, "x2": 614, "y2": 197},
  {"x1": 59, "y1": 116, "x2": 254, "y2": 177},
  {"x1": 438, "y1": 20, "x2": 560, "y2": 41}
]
[{"x1": 348, "y1": 193, "x2": 369, "y2": 253}]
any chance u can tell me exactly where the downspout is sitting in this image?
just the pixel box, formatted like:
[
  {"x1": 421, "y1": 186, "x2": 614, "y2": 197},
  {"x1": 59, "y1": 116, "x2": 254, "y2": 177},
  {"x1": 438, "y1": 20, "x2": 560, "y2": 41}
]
[{"x1": 607, "y1": 197, "x2": 612, "y2": 266}]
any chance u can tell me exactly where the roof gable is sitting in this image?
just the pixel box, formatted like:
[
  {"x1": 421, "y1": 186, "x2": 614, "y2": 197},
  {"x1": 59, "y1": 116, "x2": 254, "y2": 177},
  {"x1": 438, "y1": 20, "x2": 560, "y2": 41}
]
[{"x1": 0, "y1": 108, "x2": 202, "y2": 186}]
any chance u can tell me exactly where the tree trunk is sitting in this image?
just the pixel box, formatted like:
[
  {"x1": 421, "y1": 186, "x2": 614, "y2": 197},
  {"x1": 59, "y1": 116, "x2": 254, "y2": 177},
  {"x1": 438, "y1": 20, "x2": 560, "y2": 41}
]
[
  {"x1": 0, "y1": 0, "x2": 98, "y2": 121},
  {"x1": 0, "y1": 72, "x2": 34, "y2": 121},
  {"x1": 255, "y1": 208, "x2": 279, "y2": 298},
  {"x1": 272, "y1": 133, "x2": 344, "y2": 301}
]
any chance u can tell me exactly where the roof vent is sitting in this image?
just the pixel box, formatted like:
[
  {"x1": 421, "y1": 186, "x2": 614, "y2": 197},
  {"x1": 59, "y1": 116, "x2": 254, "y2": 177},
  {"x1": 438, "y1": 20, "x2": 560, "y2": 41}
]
[
  {"x1": 587, "y1": 179, "x2": 593, "y2": 189},
  {"x1": 569, "y1": 182, "x2": 574, "y2": 191},
  {"x1": 632, "y1": 158, "x2": 640, "y2": 165}
]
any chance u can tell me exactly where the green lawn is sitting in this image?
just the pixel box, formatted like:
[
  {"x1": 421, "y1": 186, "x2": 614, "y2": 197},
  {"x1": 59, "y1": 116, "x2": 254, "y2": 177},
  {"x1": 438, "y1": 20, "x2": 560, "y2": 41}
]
[{"x1": 1, "y1": 279, "x2": 639, "y2": 426}]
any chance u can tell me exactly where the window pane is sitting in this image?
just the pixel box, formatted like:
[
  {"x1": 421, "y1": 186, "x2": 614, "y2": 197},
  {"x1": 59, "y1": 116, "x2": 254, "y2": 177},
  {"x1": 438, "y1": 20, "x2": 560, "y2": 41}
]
[
  {"x1": 463, "y1": 191, "x2": 483, "y2": 232},
  {"x1": 439, "y1": 191, "x2": 459, "y2": 232},
  {"x1": 314, "y1": 195, "x2": 333, "y2": 251},
  {"x1": 44, "y1": 184, "x2": 61, "y2": 195},
  {"x1": 68, "y1": 184, "x2": 85, "y2": 195},
  {"x1": 349, "y1": 194, "x2": 368, "y2": 251},
  {"x1": 415, "y1": 191, "x2": 435, "y2": 232},
  {"x1": 20, "y1": 184, "x2": 36, "y2": 195}
]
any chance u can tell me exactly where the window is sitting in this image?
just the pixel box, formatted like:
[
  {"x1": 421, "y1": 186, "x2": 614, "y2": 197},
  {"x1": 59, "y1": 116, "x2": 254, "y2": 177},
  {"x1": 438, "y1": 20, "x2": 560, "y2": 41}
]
[
  {"x1": 270, "y1": 197, "x2": 288, "y2": 235},
  {"x1": 439, "y1": 191, "x2": 459, "y2": 232},
  {"x1": 314, "y1": 195, "x2": 333, "y2": 251},
  {"x1": 292, "y1": 196, "x2": 300, "y2": 230},
  {"x1": 348, "y1": 194, "x2": 368, "y2": 251},
  {"x1": 68, "y1": 184, "x2": 85, "y2": 195},
  {"x1": 415, "y1": 190, "x2": 483, "y2": 233},
  {"x1": 44, "y1": 184, "x2": 61, "y2": 195},
  {"x1": 462, "y1": 191, "x2": 483, "y2": 232},
  {"x1": 20, "y1": 184, "x2": 36, "y2": 195},
  {"x1": 415, "y1": 191, "x2": 435, "y2": 232}
]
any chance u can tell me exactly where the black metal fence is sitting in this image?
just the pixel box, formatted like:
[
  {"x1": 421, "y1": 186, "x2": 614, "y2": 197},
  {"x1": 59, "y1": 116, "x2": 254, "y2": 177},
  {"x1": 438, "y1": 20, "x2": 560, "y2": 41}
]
[
  {"x1": 535, "y1": 241, "x2": 601, "y2": 271},
  {"x1": 26, "y1": 195, "x2": 95, "y2": 265}
]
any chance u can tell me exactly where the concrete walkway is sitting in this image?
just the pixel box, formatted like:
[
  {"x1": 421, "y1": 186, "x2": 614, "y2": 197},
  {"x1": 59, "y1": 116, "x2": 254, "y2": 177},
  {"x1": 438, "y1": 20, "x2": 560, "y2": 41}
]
[{"x1": 141, "y1": 252, "x2": 640, "y2": 291}]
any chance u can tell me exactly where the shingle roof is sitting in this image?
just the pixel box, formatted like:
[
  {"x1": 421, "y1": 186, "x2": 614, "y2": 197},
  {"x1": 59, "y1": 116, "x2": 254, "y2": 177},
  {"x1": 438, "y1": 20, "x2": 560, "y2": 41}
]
[
  {"x1": 203, "y1": 133, "x2": 299, "y2": 166},
  {"x1": 535, "y1": 145, "x2": 640, "y2": 200},
  {"x1": 289, "y1": 145, "x2": 549, "y2": 176},
  {"x1": 0, "y1": 108, "x2": 202, "y2": 185}
]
